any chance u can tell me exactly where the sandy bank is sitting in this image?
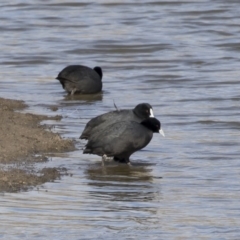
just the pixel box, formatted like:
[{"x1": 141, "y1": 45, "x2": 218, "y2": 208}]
[{"x1": 0, "y1": 98, "x2": 75, "y2": 192}]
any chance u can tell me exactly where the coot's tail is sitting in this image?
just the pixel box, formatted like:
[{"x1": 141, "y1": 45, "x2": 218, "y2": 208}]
[
  {"x1": 56, "y1": 76, "x2": 75, "y2": 83},
  {"x1": 79, "y1": 133, "x2": 88, "y2": 139},
  {"x1": 55, "y1": 76, "x2": 65, "y2": 88},
  {"x1": 83, "y1": 146, "x2": 104, "y2": 156},
  {"x1": 83, "y1": 148, "x2": 92, "y2": 154}
]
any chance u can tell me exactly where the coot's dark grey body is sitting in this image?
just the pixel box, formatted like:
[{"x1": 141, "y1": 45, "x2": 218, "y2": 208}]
[
  {"x1": 56, "y1": 65, "x2": 103, "y2": 95},
  {"x1": 83, "y1": 118, "x2": 164, "y2": 163},
  {"x1": 80, "y1": 103, "x2": 154, "y2": 140}
]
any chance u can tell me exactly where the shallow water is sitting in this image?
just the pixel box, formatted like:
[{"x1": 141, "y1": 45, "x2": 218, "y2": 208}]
[{"x1": 0, "y1": 0, "x2": 240, "y2": 239}]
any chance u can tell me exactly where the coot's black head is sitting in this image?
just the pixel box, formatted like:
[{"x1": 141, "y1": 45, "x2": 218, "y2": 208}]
[
  {"x1": 93, "y1": 66, "x2": 103, "y2": 80},
  {"x1": 141, "y1": 118, "x2": 165, "y2": 136},
  {"x1": 133, "y1": 103, "x2": 154, "y2": 120}
]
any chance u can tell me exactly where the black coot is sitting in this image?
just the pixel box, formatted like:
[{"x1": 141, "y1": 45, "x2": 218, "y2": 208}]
[
  {"x1": 80, "y1": 103, "x2": 154, "y2": 140},
  {"x1": 56, "y1": 65, "x2": 103, "y2": 95},
  {"x1": 83, "y1": 117, "x2": 165, "y2": 164}
]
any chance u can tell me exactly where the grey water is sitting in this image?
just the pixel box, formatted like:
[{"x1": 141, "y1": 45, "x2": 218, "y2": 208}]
[{"x1": 0, "y1": 0, "x2": 240, "y2": 239}]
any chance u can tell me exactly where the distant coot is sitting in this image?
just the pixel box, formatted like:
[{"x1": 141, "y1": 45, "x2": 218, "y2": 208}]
[
  {"x1": 56, "y1": 65, "x2": 103, "y2": 95},
  {"x1": 83, "y1": 117, "x2": 165, "y2": 164},
  {"x1": 80, "y1": 103, "x2": 154, "y2": 140}
]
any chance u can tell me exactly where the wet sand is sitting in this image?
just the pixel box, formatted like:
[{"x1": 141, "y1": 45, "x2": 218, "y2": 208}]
[{"x1": 0, "y1": 97, "x2": 75, "y2": 192}]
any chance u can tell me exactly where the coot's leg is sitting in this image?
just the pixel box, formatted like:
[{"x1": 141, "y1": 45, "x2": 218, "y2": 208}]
[
  {"x1": 114, "y1": 157, "x2": 131, "y2": 165},
  {"x1": 71, "y1": 88, "x2": 77, "y2": 95},
  {"x1": 125, "y1": 158, "x2": 132, "y2": 166},
  {"x1": 102, "y1": 154, "x2": 110, "y2": 166},
  {"x1": 113, "y1": 156, "x2": 120, "y2": 162}
]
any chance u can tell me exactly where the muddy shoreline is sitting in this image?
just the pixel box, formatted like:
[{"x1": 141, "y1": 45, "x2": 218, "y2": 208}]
[{"x1": 0, "y1": 97, "x2": 75, "y2": 192}]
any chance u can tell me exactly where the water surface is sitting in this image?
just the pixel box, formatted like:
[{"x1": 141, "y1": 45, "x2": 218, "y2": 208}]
[{"x1": 0, "y1": 0, "x2": 240, "y2": 239}]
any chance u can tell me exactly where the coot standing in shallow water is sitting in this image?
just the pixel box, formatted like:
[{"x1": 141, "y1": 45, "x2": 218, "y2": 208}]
[
  {"x1": 83, "y1": 117, "x2": 165, "y2": 164},
  {"x1": 56, "y1": 65, "x2": 103, "y2": 95},
  {"x1": 80, "y1": 103, "x2": 154, "y2": 140}
]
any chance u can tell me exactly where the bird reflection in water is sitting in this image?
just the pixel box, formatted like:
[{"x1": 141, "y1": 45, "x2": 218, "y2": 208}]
[{"x1": 85, "y1": 161, "x2": 162, "y2": 203}]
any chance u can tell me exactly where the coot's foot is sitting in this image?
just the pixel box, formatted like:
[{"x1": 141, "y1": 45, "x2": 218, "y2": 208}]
[{"x1": 114, "y1": 157, "x2": 130, "y2": 164}]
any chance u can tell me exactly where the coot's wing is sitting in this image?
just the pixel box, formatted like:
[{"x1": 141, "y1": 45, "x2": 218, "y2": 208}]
[
  {"x1": 85, "y1": 121, "x2": 153, "y2": 157},
  {"x1": 57, "y1": 65, "x2": 99, "y2": 83},
  {"x1": 104, "y1": 123, "x2": 153, "y2": 157},
  {"x1": 80, "y1": 110, "x2": 130, "y2": 139}
]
